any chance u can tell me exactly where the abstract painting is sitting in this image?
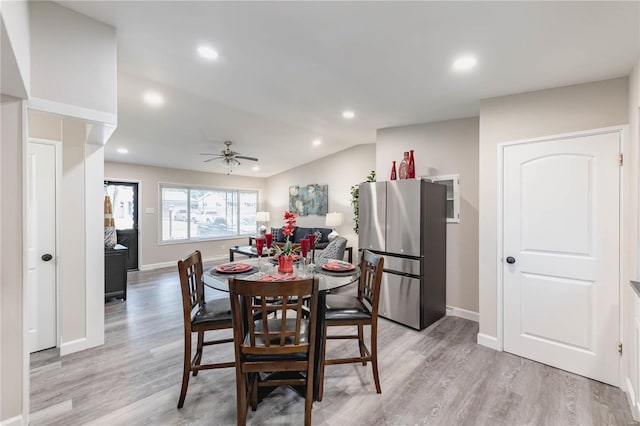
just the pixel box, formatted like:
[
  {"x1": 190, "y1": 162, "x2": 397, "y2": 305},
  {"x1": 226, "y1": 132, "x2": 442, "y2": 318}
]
[{"x1": 289, "y1": 184, "x2": 328, "y2": 216}]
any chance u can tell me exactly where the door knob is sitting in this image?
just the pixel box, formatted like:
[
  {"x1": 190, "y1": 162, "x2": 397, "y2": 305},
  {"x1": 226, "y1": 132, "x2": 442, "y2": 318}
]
[
  {"x1": 41, "y1": 254, "x2": 53, "y2": 262},
  {"x1": 506, "y1": 256, "x2": 516, "y2": 264}
]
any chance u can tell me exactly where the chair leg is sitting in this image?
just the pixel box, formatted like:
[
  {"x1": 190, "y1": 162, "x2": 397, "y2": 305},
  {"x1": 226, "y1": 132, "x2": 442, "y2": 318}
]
[
  {"x1": 177, "y1": 332, "x2": 192, "y2": 408},
  {"x1": 193, "y1": 330, "x2": 204, "y2": 377},
  {"x1": 317, "y1": 322, "x2": 328, "y2": 401},
  {"x1": 250, "y1": 373, "x2": 258, "y2": 411},
  {"x1": 236, "y1": 368, "x2": 248, "y2": 425},
  {"x1": 358, "y1": 325, "x2": 367, "y2": 366},
  {"x1": 305, "y1": 363, "x2": 314, "y2": 426},
  {"x1": 370, "y1": 323, "x2": 381, "y2": 394}
]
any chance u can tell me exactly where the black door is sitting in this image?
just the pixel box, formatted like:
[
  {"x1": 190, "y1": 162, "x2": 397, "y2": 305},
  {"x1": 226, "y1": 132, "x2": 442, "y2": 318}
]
[{"x1": 105, "y1": 180, "x2": 139, "y2": 270}]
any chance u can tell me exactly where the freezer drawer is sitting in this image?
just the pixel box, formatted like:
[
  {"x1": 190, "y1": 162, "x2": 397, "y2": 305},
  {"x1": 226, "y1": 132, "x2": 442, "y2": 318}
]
[
  {"x1": 382, "y1": 254, "x2": 421, "y2": 276},
  {"x1": 378, "y1": 272, "x2": 421, "y2": 330}
]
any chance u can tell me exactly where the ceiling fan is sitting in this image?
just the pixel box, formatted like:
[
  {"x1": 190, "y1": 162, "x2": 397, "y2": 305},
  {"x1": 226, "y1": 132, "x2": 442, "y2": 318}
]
[{"x1": 200, "y1": 141, "x2": 258, "y2": 174}]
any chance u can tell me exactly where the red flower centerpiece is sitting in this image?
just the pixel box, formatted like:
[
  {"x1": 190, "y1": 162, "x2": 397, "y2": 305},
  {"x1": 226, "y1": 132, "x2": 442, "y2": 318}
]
[{"x1": 275, "y1": 211, "x2": 297, "y2": 273}]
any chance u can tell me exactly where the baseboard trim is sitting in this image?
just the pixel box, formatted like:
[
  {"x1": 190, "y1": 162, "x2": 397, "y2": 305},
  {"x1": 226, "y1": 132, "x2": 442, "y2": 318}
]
[
  {"x1": 477, "y1": 333, "x2": 500, "y2": 351},
  {"x1": 626, "y1": 377, "x2": 640, "y2": 421},
  {"x1": 140, "y1": 255, "x2": 227, "y2": 271},
  {"x1": 1, "y1": 415, "x2": 24, "y2": 426},
  {"x1": 60, "y1": 337, "x2": 87, "y2": 356},
  {"x1": 446, "y1": 305, "x2": 479, "y2": 322}
]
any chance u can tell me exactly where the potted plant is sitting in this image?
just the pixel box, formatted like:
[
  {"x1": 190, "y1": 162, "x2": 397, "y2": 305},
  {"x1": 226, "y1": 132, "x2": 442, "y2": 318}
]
[
  {"x1": 350, "y1": 170, "x2": 376, "y2": 234},
  {"x1": 274, "y1": 211, "x2": 297, "y2": 273}
]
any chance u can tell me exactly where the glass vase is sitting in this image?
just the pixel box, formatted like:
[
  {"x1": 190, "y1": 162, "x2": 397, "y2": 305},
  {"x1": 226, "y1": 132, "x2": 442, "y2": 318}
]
[{"x1": 408, "y1": 149, "x2": 415, "y2": 178}]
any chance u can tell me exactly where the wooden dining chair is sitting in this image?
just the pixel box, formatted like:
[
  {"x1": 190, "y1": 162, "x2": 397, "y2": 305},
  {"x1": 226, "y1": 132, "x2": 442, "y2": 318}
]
[
  {"x1": 177, "y1": 250, "x2": 234, "y2": 408},
  {"x1": 317, "y1": 250, "x2": 384, "y2": 401},
  {"x1": 229, "y1": 276, "x2": 319, "y2": 426}
]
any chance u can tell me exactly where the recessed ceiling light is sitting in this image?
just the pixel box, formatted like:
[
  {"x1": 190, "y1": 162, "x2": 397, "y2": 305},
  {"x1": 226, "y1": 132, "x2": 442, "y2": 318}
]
[
  {"x1": 312, "y1": 139, "x2": 322, "y2": 146},
  {"x1": 452, "y1": 55, "x2": 477, "y2": 72},
  {"x1": 143, "y1": 91, "x2": 164, "y2": 106},
  {"x1": 342, "y1": 110, "x2": 355, "y2": 119},
  {"x1": 116, "y1": 148, "x2": 128, "y2": 154},
  {"x1": 252, "y1": 166, "x2": 260, "y2": 172},
  {"x1": 197, "y1": 45, "x2": 219, "y2": 60}
]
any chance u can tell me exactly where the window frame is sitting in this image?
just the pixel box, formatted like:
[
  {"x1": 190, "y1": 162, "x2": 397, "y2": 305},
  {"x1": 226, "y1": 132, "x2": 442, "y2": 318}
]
[{"x1": 158, "y1": 183, "x2": 259, "y2": 244}]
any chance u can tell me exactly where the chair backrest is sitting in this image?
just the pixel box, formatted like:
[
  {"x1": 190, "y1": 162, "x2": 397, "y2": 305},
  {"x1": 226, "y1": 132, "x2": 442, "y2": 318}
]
[
  {"x1": 177, "y1": 250, "x2": 205, "y2": 330},
  {"x1": 229, "y1": 277, "x2": 319, "y2": 357},
  {"x1": 317, "y1": 236, "x2": 347, "y2": 263},
  {"x1": 358, "y1": 250, "x2": 384, "y2": 317}
]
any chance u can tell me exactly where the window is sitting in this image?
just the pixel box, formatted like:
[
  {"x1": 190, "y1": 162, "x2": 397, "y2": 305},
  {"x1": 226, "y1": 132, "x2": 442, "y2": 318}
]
[{"x1": 160, "y1": 184, "x2": 258, "y2": 242}]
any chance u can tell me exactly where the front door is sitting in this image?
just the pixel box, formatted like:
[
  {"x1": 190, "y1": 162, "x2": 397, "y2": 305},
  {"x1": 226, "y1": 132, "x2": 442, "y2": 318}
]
[
  {"x1": 105, "y1": 181, "x2": 139, "y2": 270},
  {"x1": 503, "y1": 129, "x2": 620, "y2": 386},
  {"x1": 27, "y1": 141, "x2": 58, "y2": 352}
]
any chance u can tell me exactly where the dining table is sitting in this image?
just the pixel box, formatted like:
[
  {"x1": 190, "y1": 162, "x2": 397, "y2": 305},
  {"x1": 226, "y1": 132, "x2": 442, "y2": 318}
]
[{"x1": 203, "y1": 257, "x2": 360, "y2": 400}]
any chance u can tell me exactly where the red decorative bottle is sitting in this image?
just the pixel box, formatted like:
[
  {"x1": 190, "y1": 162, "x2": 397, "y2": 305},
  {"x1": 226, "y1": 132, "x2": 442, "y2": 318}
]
[
  {"x1": 390, "y1": 161, "x2": 397, "y2": 180},
  {"x1": 407, "y1": 149, "x2": 415, "y2": 179}
]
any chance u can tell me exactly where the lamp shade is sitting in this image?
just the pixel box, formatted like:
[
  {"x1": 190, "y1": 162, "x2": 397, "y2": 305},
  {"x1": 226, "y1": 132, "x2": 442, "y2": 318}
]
[
  {"x1": 256, "y1": 211, "x2": 270, "y2": 222},
  {"x1": 325, "y1": 212, "x2": 343, "y2": 227}
]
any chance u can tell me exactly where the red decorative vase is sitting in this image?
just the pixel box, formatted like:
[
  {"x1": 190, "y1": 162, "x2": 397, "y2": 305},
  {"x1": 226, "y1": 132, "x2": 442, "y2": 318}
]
[
  {"x1": 407, "y1": 149, "x2": 415, "y2": 179},
  {"x1": 390, "y1": 161, "x2": 397, "y2": 180},
  {"x1": 278, "y1": 255, "x2": 294, "y2": 274}
]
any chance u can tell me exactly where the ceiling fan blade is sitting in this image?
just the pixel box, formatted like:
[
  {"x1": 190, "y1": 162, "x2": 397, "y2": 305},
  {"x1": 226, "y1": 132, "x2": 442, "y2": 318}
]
[
  {"x1": 235, "y1": 155, "x2": 259, "y2": 161},
  {"x1": 203, "y1": 157, "x2": 223, "y2": 163},
  {"x1": 200, "y1": 153, "x2": 223, "y2": 156}
]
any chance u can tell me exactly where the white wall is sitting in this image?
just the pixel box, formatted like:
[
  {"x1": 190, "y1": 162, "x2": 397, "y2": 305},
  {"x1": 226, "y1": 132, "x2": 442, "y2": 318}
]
[
  {"x1": 376, "y1": 117, "x2": 479, "y2": 313},
  {"x1": 28, "y1": 1, "x2": 116, "y2": 120},
  {"x1": 0, "y1": 1, "x2": 30, "y2": 99},
  {"x1": 104, "y1": 161, "x2": 267, "y2": 268},
  {"x1": 0, "y1": 96, "x2": 26, "y2": 424},
  {"x1": 624, "y1": 58, "x2": 640, "y2": 419},
  {"x1": 478, "y1": 77, "x2": 629, "y2": 341},
  {"x1": 29, "y1": 112, "x2": 106, "y2": 355},
  {"x1": 265, "y1": 144, "x2": 376, "y2": 251}
]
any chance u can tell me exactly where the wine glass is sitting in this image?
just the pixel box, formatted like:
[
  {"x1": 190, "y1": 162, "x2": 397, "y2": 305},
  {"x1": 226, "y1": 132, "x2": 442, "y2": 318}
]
[
  {"x1": 265, "y1": 233, "x2": 273, "y2": 267},
  {"x1": 300, "y1": 238, "x2": 310, "y2": 274},
  {"x1": 308, "y1": 233, "x2": 316, "y2": 263},
  {"x1": 256, "y1": 237, "x2": 265, "y2": 274}
]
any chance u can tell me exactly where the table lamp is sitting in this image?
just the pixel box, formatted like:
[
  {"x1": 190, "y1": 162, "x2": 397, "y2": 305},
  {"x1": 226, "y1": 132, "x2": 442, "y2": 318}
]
[
  {"x1": 256, "y1": 211, "x2": 270, "y2": 237},
  {"x1": 325, "y1": 212, "x2": 343, "y2": 241}
]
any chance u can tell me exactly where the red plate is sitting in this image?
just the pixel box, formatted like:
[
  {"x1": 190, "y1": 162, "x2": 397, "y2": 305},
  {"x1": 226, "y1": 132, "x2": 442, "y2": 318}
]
[
  {"x1": 215, "y1": 263, "x2": 252, "y2": 274},
  {"x1": 322, "y1": 261, "x2": 356, "y2": 272}
]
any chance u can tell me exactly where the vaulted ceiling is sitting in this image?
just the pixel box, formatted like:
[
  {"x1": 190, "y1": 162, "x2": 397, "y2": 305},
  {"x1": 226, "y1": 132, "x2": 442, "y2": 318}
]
[{"x1": 57, "y1": 1, "x2": 640, "y2": 176}]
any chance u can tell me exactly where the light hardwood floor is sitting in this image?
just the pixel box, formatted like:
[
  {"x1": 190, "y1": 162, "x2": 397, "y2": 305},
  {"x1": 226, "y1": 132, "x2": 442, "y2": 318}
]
[{"x1": 30, "y1": 265, "x2": 635, "y2": 425}]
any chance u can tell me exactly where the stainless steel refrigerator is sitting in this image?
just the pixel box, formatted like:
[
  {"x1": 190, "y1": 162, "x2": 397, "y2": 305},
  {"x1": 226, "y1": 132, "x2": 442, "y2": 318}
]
[{"x1": 359, "y1": 179, "x2": 446, "y2": 330}]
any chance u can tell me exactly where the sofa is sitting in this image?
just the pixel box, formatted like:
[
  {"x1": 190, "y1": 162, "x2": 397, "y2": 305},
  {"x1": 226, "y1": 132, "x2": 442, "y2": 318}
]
[{"x1": 271, "y1": 226, "x2": 332, "y2": 250}]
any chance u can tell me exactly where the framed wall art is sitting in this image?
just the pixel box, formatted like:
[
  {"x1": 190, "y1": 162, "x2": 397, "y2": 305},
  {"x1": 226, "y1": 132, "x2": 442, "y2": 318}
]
[{"x1": 289, "y1": 184, "x2": 328, "y2": 216}]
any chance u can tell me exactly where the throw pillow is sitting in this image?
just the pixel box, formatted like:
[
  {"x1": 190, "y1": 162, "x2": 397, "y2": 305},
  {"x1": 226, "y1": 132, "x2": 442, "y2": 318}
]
[{"x1": 271, "y1": 227, "x2": 285, "y2": 243}]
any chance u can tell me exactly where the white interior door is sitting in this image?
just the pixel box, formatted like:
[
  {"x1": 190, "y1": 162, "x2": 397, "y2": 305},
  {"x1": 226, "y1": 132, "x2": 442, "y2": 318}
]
[
  {"x1": 503, "y1": 130, "x2": 620, "y2": 386},
  {"x1": 27, "y1": 141, "x2": 57, "y2": 353}
]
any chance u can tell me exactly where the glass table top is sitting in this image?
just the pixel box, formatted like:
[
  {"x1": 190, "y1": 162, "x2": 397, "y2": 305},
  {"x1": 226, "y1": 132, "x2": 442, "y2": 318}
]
[{"x1": 204, "y1": 257, "x2": 359, "y2": 293}]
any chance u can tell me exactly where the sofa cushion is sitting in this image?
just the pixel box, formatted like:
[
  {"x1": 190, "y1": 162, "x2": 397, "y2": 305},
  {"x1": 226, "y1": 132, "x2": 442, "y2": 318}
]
[{"x1": 294, "y1": 227, "x2": 313, "y2": 243}]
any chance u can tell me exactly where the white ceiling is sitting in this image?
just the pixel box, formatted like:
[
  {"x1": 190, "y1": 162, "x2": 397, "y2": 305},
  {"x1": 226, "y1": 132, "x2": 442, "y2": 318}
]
[{"x1": 57, "y1": 1, "x2": 639, "y2": 177}]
